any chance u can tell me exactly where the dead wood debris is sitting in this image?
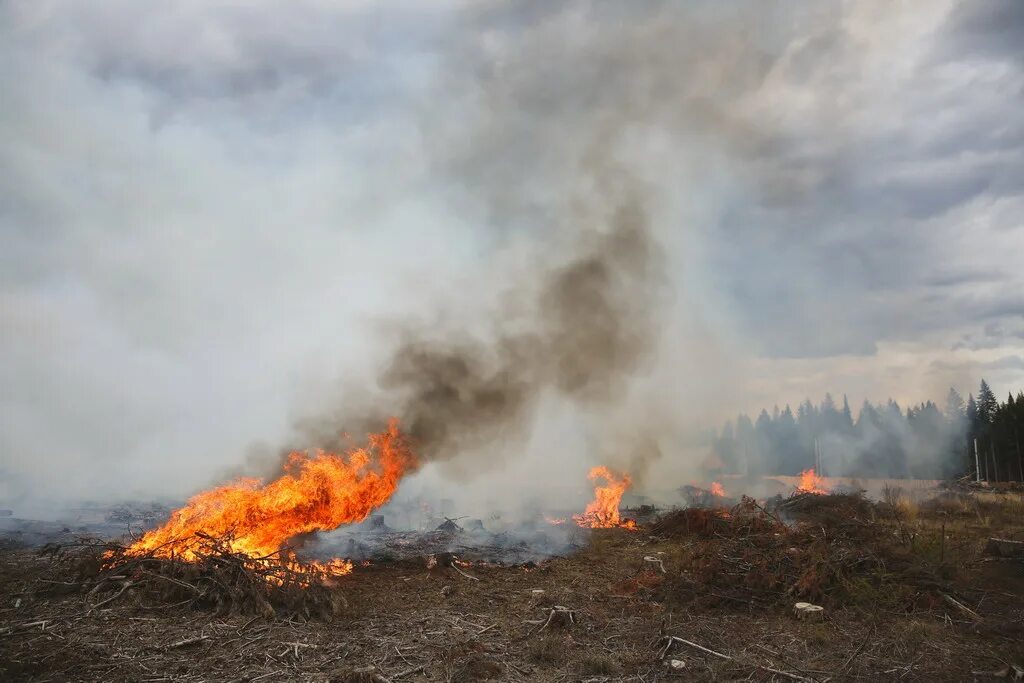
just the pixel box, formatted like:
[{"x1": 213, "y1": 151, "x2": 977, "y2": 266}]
[
  {"x1": 654, "y1": 494, "x2": 952, "y2": 609},
  {"x1": 72, "y1": 534, "x2": 349, "y2": 619}
]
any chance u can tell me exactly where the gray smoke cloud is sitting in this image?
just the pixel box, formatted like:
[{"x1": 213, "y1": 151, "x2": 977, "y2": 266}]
[{"x1": 2, "y1": 1, "x2": 1024, "y2": 512}]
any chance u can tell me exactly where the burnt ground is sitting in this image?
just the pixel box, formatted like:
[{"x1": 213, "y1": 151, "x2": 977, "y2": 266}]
[{"x1": 1, "y1": 491, "x2": 1023, "y2": 682}]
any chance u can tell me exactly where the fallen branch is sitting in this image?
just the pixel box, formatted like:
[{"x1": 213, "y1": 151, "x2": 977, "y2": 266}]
[
  {"x1": 659, "y1": 635, "x2": 814, "y2": 682},
  {"x1": 451, "y1": 563, "x2": 480, "y2": 582},
  {"x1": 90, "y1": 580, "x2": 134, "y2": 611},
  {"x1": 941, "y1": 593, "x2": 982, "y2": 622},
  {"x1": 758, "y1": 665, "x2": 815, "y2": 682},
  {"x1": 658, "y1": 636, "x2": 731, "y2": 661},
  {"x1": 166, "y1": 634, "x2": 211, "y2": 650}
]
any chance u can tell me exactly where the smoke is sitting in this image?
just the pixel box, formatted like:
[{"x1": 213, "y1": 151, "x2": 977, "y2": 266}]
[
  {"x1": 293, "y1": 184, "x2": 664, "y2": 482},
  {"x1": 3, "y1": 2, "x2": 1023, "y2": 514}
]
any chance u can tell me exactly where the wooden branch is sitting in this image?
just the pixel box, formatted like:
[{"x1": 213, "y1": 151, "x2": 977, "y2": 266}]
[
  {"x1": 90, "y1": 580, "x2": 134, "y2": 611},
  {"x1": 166, "y1": 635, "x2": 211, "y2": 650},
  {"x1": 660, "y1": 636, "x2": 732, "y2": 661},
  {"x1": 451, "y1": 564, "x2": 479, "y2": 582},
  {"x1": 941, "y1": 593, "x2": 982, "y2": 621}
]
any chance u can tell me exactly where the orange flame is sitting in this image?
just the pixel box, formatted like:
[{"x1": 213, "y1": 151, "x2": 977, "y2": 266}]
[
  {"x1": 125, "y1": 419, "x2": 416, "y2": 575},
  {"x1": 796, "y1": 468, "x2": 827, "y2": 494},
  {"x1": 710, "y1": 481, "x2": 726, "y2": 497},
  {"x1": 574, "y1": 466, "x2": 637, "y2": 530}
]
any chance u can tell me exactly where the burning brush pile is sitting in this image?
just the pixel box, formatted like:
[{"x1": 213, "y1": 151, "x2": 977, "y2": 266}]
[
  {"x1": 84, "y1": 420, "x2": 414, "y2": 618},
  {"x1": 79, "y1": 422, "x2": 646, "y2": 619},
  {"x1": 572, "y1": 467, "x2": 638, "y2": 530}
]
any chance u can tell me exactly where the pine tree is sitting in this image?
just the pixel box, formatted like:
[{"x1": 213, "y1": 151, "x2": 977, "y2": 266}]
[
  {"x1": 966, "y1": 394, "x2": 978, "y2": 433},
  {"x1": 978, "y1": 380, "x2": 998, "y2": 425},
  {"x1": 755, "y1": 409, "x2": 776, "y2": 474},
  {"x1": 841, "y1": 395, "x2": 854, "y2": 432},
  {"x1": 944, "y1": 387, "x2": 965, "y2": 421},
  {"x1": 736, "y1": 413, "x2": 756, "y2": 476},
  {"x1": 777, "y1": 405, "x2": 799, "y2": 474}
]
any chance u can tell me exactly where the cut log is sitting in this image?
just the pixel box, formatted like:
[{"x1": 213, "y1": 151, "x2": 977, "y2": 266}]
[{"x1": 793, "y1": 602, "x2": 824, "y2": 621}]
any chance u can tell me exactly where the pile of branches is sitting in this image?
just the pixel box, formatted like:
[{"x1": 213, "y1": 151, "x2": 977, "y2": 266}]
[
  {"x1": 69, "y1": 534, "x2": 349, "y2": 620},
  {"x1": 655, "y1": 495, "x2": 945, "y2": 608},
  {"x1": 773, "y1": 491, "x2": 874, "y2": 525},
  {"x1": 651, "y1": 498, "x2": 783, "y2": 539}
]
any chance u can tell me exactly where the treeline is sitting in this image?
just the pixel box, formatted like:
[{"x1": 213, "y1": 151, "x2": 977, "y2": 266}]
[{"x1": 710, "y1": 380, "x2": 1024, "y2": 481}]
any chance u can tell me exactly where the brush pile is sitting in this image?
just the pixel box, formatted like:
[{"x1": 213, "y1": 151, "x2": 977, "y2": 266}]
[
  {"x1": 655, "y1": 494, "x2": 947, "y2": 609},
  {"x1": 774, "y1": 490, "x2": 874, "y2": 523},
  {"x1": 67, "y1": 534, "x2": 349, "y2": 620},
  {"x1": 650, "y1": 498, "x2": 783, "y2": 539}
]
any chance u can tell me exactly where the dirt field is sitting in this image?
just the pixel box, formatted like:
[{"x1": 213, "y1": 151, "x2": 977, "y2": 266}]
[{"x1": 2, "y1": 490, "x2": 1023, "y2": 682}]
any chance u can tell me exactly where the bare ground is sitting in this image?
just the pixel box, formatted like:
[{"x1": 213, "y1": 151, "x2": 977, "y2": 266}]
[{"x1": 1, "y1": 491, "x2": 1023, "y2": 682}]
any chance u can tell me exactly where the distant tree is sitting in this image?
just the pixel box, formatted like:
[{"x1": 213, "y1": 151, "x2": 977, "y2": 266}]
[
  {"x1": 840, "y1": 395, "x2": 854, "y2": 433},
  {"x1": 796, "y1": 399, "x2": 818, "y2": 469},
  {"x1": 731, "y1": 383, "x2": 1024, "y2": 481},
  {"x1": 966, "y1": 394, "x2": 979, "y2": 437},
  {"x1": 755, "y1": 409, "x2": 774, "y2": 474},
  {"x1": 776, "y1": 405, "x2": 800, "y2": 474},
  {"x1": 735, "y1": 413, "x2": 756, "y2": 475},
  {"x1": 711, "y1": 421, "x2": 736, "y2": 473},
  {"x1": 978, "y1": 380, "x2": 998, "y2": 426},
  {"x1": 944, "y1": 387, "x2": 965, "y2": 421}
]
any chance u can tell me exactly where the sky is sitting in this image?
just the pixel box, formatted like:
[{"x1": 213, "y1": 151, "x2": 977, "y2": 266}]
[{"x1": 2, "y1": 1, "x2": 1023, "y2": 505}]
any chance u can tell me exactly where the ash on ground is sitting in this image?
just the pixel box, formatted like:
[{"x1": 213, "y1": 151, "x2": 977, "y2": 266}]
[{"x1": 310, "y1": 513, "x2": 591, "y2": 566}]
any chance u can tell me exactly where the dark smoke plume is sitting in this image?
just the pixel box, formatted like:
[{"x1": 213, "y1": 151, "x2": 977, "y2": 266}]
[{"x1": 296, "y1": 189, "x2": 662, "y2": 466}]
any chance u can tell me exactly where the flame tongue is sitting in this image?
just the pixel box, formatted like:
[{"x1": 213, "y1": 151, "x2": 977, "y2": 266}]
[
  {"x1": 574, "y1": 466, "x2": 636, "y2": 529},
  {"x1": 127, "y1": 418, "x2": 416, "y2": 561},
  {"x1": 797, "y1": 468, "x2": 827, "y2": 494}
]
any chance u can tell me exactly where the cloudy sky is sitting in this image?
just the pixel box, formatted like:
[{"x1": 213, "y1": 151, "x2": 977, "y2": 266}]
[{"x1": 2, "y1": 1, "x2": 1023, "y2": 503}]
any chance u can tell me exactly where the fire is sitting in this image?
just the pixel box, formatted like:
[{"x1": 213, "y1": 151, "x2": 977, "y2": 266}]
[
  {"x1": 125, "y1": 418, "x2": 416, "y2": 575},
  {"x1": 574, "y1": 466, "x2": 637, "y2": 530},
  {"x1": 710, "y1": 481, "x2": 726, "y2": 497},
  {"x1": 544, "y1": 516, "x2": 567, "y2": 525},
  {"x1": 796, "y1": 468, "x2": 827, "y2": 494}
]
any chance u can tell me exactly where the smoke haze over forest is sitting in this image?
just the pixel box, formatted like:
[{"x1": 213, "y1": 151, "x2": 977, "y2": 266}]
[{"x1": 2, "y1": 1, "x2": 1024, "y2": 507}]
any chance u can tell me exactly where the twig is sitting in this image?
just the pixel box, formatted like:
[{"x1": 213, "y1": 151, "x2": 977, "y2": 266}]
[
  {"x1": 643, "y1": 556, "x2": 666, "y2": 573},
  {"x1": 661, "y1": 636, "x2": 813, "y2": 681},
  {"x1": 394, "y1": 664, "x2": 425, "y2": 679},
  {"x1": 758, "y1": 665, "x2": 814, "y2": 682},
  {"x1": 140, "y1": 569, "x2": 203, "y2": 594},
  {"x1": 451, "y1": 564, "x2": 479, "y2": 582},
  {"x1": 659, "y1": 636, "x2": 731, "y2": 661},
  {"x1": 90, "y1": 580, "x2": 134, "y2": 611},
  {"x1": 394, "y1": 645, "x2": 413, "y2": 666},
  {"x1": 839, "y1": 625, "x2": 874, "y2": 673},
  {"x1": 166, "y1": 635, "x2": 210, "y2": 650},
  {"x1": 237, "y1": 616, "x2": 260, "y2": 634}
]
